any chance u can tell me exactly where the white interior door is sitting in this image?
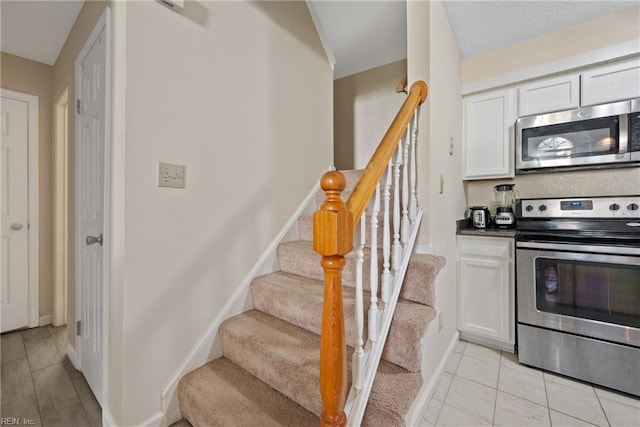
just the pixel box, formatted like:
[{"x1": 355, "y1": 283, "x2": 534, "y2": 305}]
[
  {"x1": 1, "y1": 95, "x2": 30, "y2": 333},
  {"x1": 76, "y1": 15, "x2": 109, "y2": 406}
]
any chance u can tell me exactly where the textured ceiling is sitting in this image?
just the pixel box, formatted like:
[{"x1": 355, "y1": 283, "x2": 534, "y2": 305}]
[
  {"x1": 0, "y1": 0, "x2": 84, "y2": 66},
  {"x1": 0, "y1": 1, "x2": 638, "y2": 74},
  {"x1": 443, "y1": 0, "x2": 639, "y2": 58},
  {"x1": 313, "y1": 0, "x2": 639, "y2": 79},
  {"x1": 310, "y1": 1, "x2": 407, "y2": 79}
]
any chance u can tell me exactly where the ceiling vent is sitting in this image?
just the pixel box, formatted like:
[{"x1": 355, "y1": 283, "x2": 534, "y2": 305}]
[{"x1": 156, "y1": 0, "x2": 184, "y2": 14}]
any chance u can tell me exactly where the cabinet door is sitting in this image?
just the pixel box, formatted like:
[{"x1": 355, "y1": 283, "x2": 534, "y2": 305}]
[
  {"x1": 518, "y1": 74, "x2": 580, "y2": 116},
  {"x1": 463, "y1": 88, "x2": 517, "y2": 179},
  {"x1": 581, "y1": 58, "x2": 640, "y2": 106},
  {"x1": 458, "y1": 255, "x2": 512, "y2": 342},
  {"x1": 457, "y1": 236, "x2": 514, "y2": 347}
]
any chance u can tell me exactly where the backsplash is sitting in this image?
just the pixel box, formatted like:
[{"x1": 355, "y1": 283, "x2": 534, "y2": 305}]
[{"x1": 465, "y1": 166, "x2": 640, "y2": 209}]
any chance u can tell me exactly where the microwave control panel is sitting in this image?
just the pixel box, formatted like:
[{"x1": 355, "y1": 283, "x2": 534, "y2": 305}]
[{"x1": 630, "y1": 110, "x2": 640, "y2": 152}]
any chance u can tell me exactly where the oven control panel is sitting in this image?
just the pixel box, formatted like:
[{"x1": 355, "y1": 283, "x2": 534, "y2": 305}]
[{"x1": 517, "y1": 196, "x2": 640, "y2": 218}]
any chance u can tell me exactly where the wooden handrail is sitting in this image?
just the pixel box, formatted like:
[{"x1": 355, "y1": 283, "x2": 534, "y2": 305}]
[
  {"x1": 313, "y1": 80, "x2": 427, "y2": 427},
  {"x1": 346, "y1": 81, "x2": 427, "y2": 228},
  {"x1": 395, "y1": 76, "x2": 408, "y2": 93}
]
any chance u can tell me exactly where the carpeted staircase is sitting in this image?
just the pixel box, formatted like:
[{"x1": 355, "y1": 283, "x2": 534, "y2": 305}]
[{"x1": 178, "y1": 170, "x2": 446, "y2": 426}]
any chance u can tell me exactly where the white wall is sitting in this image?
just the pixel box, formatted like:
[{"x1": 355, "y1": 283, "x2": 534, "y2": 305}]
[
  {"x1": 423, "y1": 0, "x2": 465, "y2": 379},
  {"x1": 109, "y1": 1, "x2": 333, "y2": 424},
  {"x1": 408, "y1": 0, "x2": 464, "y2": 389},
  {"x1": 334, "y1": 60, "x2": 407, "y2": 170}
]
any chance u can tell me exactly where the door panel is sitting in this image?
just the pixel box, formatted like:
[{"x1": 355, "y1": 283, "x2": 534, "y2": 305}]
[
  {"x1": 1, "y1": 95, "x2": 30, "y2": 333},
  {"x1": 77, "y1": 24, "x2": 107, "y2": 406}
]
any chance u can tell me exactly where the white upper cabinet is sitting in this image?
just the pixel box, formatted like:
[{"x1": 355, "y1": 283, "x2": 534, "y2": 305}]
[
  {"x1": 463, "y1": 88, "x2": 517, "y2": 180},
  {"x1": 581, "y1": 58, "x2": 640, "y2": 106},
  {"x1": 518, "y1": 73, "x2": 580, "y2": 116}
]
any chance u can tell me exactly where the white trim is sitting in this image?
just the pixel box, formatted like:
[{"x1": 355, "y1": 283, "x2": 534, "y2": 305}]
[
  {"x1": 102, "y1": 409, "x2": 118, "y2": 427},
  {"x1": 305, "y1": 1, "x2": 336, "y2": 71},
  {"x1": 404, "y1": 331, "x2": 460, "y2": 426},
  {"x1": 134, "y1": 412, "x2": 164, "y2": 427},
  {"x1": 66, "y1": 342, "x2": 80, "y2": 370},
  {"x1": 39, "y1": 314, "x2": 52, "y2": 326},
  {"x1": 161, "y1": 180, "x2": 321, "y2": 425},
  {"x1": 0, "y1": 88, "x2": 39, "y2": 330},
  {"x1": 53, "y1": 87, "x2": 69, "y2": 327},
  {"x1": 74, "y1": 5, "x2": 112, "y2": 412},
  {"x1": 462, "y1": 40, "x2": 640, "y2": 95}
]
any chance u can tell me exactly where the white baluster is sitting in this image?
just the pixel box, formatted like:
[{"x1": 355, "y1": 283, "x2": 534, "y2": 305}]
[
  {"x1": 401, "y1": 127, "x2": 410, "y2": 247},
  {"x1": 392, "y1": 146, "x2": 402, "y2": 273},
  {"x1": 409, "y1": 110, "x2": 418, "y2": 224},
  {"x1": 353, "y1": 214, "x2": 366, "y2": 391},
  {"x1": 381, "y1": 163, "x2": 392, "y2": 305},
  {"x1": 368, "y1": 184, "x2": 380, "y2": 343}
]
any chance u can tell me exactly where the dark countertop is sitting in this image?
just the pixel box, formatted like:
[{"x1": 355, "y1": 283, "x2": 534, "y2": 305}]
[{"x1": 456, "y1": 219, "x2": 516, "y2": 238}]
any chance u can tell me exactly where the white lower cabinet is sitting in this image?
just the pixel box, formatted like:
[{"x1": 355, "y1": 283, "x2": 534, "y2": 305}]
[{"x1": 457, "y1": 235, "x2": 514, "y2": 351}]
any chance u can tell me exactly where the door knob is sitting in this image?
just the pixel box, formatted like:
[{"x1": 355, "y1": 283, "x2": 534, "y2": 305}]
[
  {"x1": 86, "y1": 233, "x2": 103, "y2": 246},
  {"x1": 10, "y1": 223, "x2": 23, "y2": 231}
]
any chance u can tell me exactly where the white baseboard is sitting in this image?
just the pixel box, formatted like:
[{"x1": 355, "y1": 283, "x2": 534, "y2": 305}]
[
  {"x1": 102, "y1": 406, "x2": 164, "y2": 426},
  {"x1": 66, "y1": 343, "x2": 80, "y2": 370},
  {"x1": 39, "y1": 314, "x2": 52, "y2": 326},
  {"x1": 405, "y1": 331, "x2": 460, "y2": 426},
  {"x1": 102, "y1": 409, "x2": 118, "y2": 427},
  {"x1": 135, "y1": 411, "x2": 164, "y2": 427},
  {"x1": 161, "y1": 181, "x2": 320, "y2": 425}
]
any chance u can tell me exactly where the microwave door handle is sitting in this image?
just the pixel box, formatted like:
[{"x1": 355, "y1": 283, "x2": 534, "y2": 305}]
[{"x1": 619, "y1": 114, "x2": 628, "y2": 154}]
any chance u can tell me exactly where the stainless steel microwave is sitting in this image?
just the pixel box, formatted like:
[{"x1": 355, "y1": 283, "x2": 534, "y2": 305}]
[{"x1": 516, "y1": 99, "x2": 640, "y2": 173}]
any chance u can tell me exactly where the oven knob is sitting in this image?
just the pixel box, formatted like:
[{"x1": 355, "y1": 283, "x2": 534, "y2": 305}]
[
  {"x1": 628, "y1": 203, "x2": 639, "y2": 211},
  {"x1": 526, "y1": 205, "x2": 534, "y2": 212},
  {"x1": 539, "y1": 205, "x2": 547, "y2": 212},
  {"x1": 609, "y1": 203, "x2": 620, "y2": 211}
]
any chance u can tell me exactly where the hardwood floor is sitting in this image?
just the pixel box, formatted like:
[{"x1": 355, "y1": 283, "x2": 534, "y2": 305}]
[{"x1": 1, "y1": 325, "x2": 101, "y2": 426}]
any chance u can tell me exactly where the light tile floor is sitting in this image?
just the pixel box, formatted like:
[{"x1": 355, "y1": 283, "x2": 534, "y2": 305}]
[
  {"x1": 420, "y1": 340, "x2": 640, "y2": 427},
  {"x1": 1, "y1": 325, "x2": 101, "y2": 427}
]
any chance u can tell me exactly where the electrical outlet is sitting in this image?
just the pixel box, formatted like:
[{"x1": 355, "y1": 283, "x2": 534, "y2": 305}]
[
  {"x1": 438, "y1": 312, "x2": 443, "y2": 331},
  {"x1": 158, "y1": 162, "x2": 186, "y2": 188}
]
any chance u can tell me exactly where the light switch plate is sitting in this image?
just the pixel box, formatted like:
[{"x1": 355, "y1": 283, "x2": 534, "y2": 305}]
[{"x1": 158, "y1": 162, "x2": 186, "y2": 188}]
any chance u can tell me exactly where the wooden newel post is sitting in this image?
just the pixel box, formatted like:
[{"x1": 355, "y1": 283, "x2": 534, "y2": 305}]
[{"x1": 313, "y1": 171, "x2": 353, "y2": 427}]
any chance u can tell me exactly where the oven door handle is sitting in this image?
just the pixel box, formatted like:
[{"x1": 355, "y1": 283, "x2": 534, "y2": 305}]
[{"x1": 517, "y1": 240, "x2": 640, "y2": 256}]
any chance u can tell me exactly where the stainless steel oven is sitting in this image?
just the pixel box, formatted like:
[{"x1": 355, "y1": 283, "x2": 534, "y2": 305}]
[
  {"x1": 515, "y1": 195, "x2": 640, "y2": 396},
  {"x1": 516, "y1": 99, "x2": 640, "y2": 173}
]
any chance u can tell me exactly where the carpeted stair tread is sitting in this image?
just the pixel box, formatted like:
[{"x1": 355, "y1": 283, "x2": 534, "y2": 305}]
[
  {"x1": 251, "y1": 271, "x2": 435, "y2": 372},
  {"x1": 219, "y1": 309, "x2": 422, "y2": 425},
  {"x1": 178, "y1": 357, "x2": 318, "y2": 426},
  {"x1": 278, "y1": 240, "x2": 445, "y2": 306}
]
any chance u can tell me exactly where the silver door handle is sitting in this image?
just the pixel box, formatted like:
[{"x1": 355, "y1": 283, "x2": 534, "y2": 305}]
[
  {"x1": 86, "y1": 233, "x2": 103, "y2": 246},
  {"x1": 11, "y1": 223, "x2": 23, "y2": 231}
]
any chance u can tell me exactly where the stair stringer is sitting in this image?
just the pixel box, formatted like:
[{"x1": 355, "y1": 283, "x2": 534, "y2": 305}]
[{"x1": 160, "y1": 179, "x2": 322, "y2": 425}]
